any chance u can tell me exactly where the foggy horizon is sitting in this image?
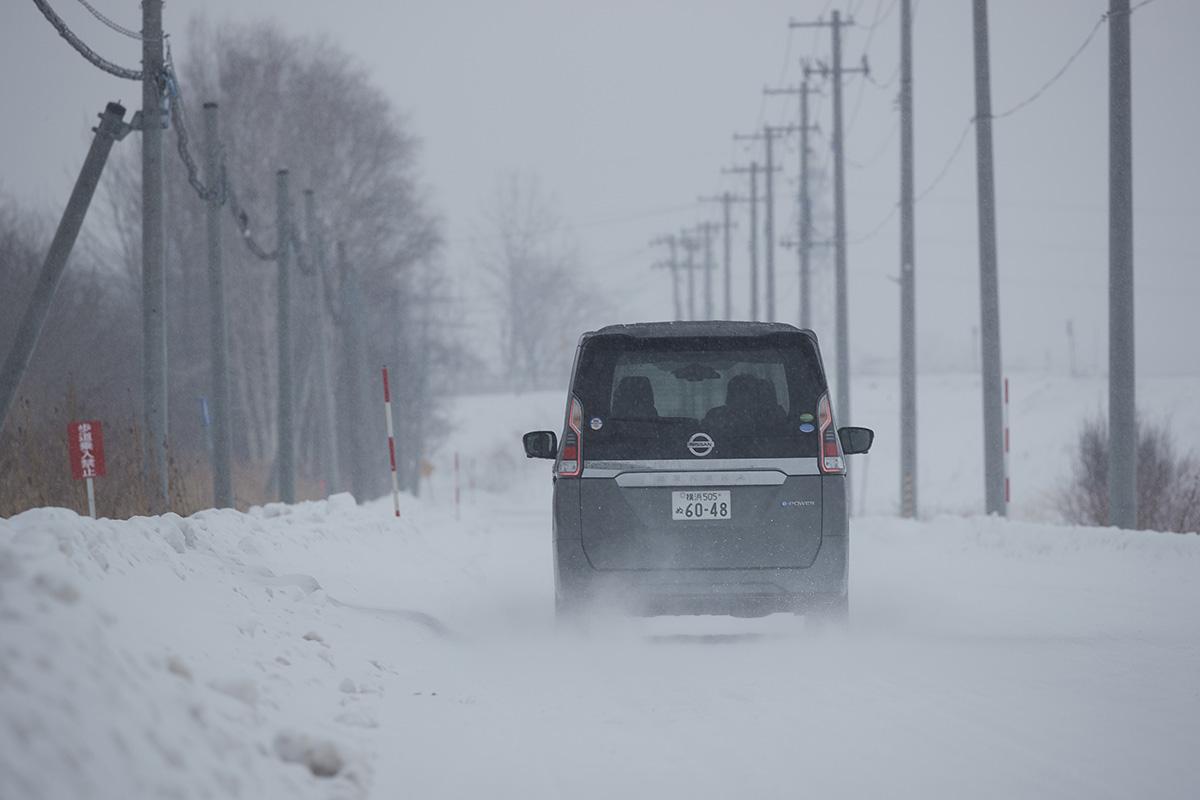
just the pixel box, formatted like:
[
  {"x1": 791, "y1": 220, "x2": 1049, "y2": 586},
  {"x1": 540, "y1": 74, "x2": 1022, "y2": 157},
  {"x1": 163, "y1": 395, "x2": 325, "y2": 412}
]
[{"x1": 4, "y1": 0, "x2": 1197, "y2": 380}]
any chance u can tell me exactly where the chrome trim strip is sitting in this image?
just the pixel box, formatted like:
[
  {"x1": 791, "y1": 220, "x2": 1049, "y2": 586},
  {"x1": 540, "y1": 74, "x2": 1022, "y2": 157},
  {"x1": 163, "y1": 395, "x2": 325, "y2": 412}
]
[
  {"x1": 615, "y1": 471, "x2": 786, "y2": 487},
  {"x1": 583, "y1": 457, "x2": 820, "y2": 478}
]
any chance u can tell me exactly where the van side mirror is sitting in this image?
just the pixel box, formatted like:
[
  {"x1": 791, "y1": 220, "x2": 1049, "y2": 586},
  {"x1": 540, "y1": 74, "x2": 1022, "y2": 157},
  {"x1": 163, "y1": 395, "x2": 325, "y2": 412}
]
[
  {"x1": 838, "y1": 426, "x2": 874, "y2": 455},
  {"x1": 523, "y1": 430, "x2": 558, "y2": 459}
]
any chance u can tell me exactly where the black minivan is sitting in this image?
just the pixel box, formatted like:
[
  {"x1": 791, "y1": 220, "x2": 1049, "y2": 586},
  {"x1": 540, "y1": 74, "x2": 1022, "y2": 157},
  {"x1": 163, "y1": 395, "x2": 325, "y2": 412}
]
[{"x1": 523, "y1": 321, "x2": 873, "y2": 620}]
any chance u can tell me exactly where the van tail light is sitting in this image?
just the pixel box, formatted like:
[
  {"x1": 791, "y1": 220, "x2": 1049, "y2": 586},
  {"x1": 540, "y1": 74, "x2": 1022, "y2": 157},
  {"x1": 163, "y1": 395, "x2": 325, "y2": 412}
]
[
  {"x1": 817, "y1": 392, "x2": 845, "y2": 475},
  {"x1": 557, "y1": 395, "x2": 584, "y2": 478}
]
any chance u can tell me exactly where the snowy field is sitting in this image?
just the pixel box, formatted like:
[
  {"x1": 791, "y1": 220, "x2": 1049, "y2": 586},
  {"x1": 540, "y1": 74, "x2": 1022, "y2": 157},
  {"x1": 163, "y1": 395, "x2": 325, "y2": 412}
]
[{"x1": 2, "y1": 373, "x2": 1199, "y2": 799}]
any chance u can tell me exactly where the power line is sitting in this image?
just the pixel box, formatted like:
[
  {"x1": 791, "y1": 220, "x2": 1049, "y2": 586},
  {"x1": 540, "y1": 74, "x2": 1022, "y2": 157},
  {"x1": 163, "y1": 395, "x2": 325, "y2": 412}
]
[
  {"x1": 163, "y1": 46, "x2": 218, "y2": 203},
  {"x1": 843, "y1": 0, "x2": 893, "y2": 138},
  {"x1": 160, "y1": 48, "x2": 280, "y2": 262},
  {"x1": 846, "y1": 0, "x2": 1164, "y2": 246},
  {"x1": 992, "y1": 0, "x2": 1159, "y2": 120},
  {"x1": 991, "y1": 18, "x2": 1105, "y2": 120},
  {"x1": 848, "y1": 204, "x2": 898, "y2": 245},
  {"x1": 758, "y1": 27, "x2": 798, "y2": 130},
  {"x1": 446, "y1": 201, "x2": 702, "y2": 247},
  {"x1": 31, "y1": 0, "x2": 143, "y2": 80},
  {"x1": 35, "y1": 0, "x2": 281, "y2": 263},
  {"x1": 74, "y1": 0, "x2": 153, "y2": 41},
  {"x1": 915, "y1": 118, "x2": 974, "y2": 204},
  {"x1": 846, "y1": 118, "x2": 968, "y2": 246},
  {"x1": 863, "y1": 0, "x2": 919, "y2": 91},
  {"x1": 859, "y1": 0, "x2": 899, "y2": 31},
  {"x1": 848, "y1": 115, "x2": 899, "y2": 170}
]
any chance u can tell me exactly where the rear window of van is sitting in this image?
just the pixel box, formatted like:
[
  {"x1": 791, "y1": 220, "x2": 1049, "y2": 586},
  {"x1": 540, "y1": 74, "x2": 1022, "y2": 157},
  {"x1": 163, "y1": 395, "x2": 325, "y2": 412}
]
[{"x1": 572, "y1": 333, "x2": 827, "y2": 460}]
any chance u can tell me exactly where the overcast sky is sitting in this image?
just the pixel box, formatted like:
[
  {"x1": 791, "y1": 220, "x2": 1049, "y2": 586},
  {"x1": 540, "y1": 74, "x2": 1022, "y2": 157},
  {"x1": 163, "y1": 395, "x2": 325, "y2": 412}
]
[{"x1": 3, "y1": 0, "x2": 1196, "y2": 378}]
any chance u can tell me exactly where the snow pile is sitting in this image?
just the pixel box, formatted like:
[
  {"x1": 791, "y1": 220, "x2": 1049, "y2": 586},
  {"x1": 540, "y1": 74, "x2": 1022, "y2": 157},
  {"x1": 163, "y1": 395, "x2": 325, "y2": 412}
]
[
  {"x1": 0, "y1": 496, "x2": 420, "y2": 800},
  {"x1": 3, "y1": 379, "x2": 1200, "y2": 798}
]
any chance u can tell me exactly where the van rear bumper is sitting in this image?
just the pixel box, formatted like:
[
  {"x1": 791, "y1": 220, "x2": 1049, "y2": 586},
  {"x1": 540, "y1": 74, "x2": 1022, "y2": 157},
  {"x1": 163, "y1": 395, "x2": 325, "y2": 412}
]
[{"x1": 554, "y1": 532, "x2": 847, "y2": 617}]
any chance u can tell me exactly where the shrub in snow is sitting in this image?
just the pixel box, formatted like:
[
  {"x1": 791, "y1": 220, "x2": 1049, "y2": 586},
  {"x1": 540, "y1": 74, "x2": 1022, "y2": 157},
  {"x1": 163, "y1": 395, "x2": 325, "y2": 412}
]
[{"x1": 1059, "y1": 414, "x2": 1200, "y2": 533}]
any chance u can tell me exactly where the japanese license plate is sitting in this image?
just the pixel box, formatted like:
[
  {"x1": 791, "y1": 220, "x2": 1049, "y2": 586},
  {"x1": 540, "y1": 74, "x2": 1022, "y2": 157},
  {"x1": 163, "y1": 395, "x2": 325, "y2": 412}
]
[{"x1": 671, "y1": 490, "x2": 731, "y2": 521}]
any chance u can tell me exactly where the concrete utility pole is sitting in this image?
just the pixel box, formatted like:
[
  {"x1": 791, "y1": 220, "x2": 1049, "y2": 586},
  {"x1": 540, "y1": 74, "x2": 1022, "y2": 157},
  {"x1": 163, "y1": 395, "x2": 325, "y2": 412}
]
[
  {"x1": 1108, "y1": 0, "x2": 1136, "y2": 529},
  {"x1": 338, "y1": 241, "x2": 370, "y2": 501},
  {"x1": 142, "y1": 0, "x2": 168, "y2": 508},
  {"x1": 695, "y1": 222, "x2": 720, "y2": 320},
  {"x1": 792, "y1": 11, "x2": 866, "y2": 425},
  {"x1": 305, "y1": 190, "x2": 342, "y2": 496},
  {"x1": 735, "y1": 126, "x2": 797, "y2": 323},
  {"x1": 765, "y1": 76, "x2": 821, "y2": 329},
  {"x1": 723, "y1": 162, "x2": 770, "y2": 321},
  {"x1": 899, "y1": 0, "x2": 917, "y2": 519},
  {"x1": 276, "y1": 170, "x2": 295, "y2": 504},
  {"x1": 699, "y1": 192, "x2": 745, "y2": 320},
  {"x1": 0, "y1": 103, "x2": 129, "y2": 432},
  {"x1": 650, "y1": 234, "x2": 682, "y2": 320},
  {"x1": 679, "y1": 231, "x2": 701, "y2": 321},
  {"x1": 721, "y1": 195, "x2": 732, "y2": 319},
  {"x1": 799, "y1": 71, "x2": 818, "y2": 331},
  {"x1": 763, "y1": 131, "x2": 778, "y2": 323},
  {"x1": 203, "y1": 103, "x2": 234, "y2": 509},
  {"x1": 971, "y1": 0, "x2": 1006, "y2": 516},
  {"x1": 1066, "y1": 319, "x2": 1078, "y2": 377}
]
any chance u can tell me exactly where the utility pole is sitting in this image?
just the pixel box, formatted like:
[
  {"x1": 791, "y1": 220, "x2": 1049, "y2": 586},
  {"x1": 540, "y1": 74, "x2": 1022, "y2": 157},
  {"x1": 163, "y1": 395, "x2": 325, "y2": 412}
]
[
  {"x1": 735, "y1": 126, "x2": 797, "y2": 323},
  {"x1": 971, "y1": 0, "x2": 1006, "y2": 517},
  {"x1": 722, "y1": 196, "x2": 732, "y2": 319},
  {"x1": 899, "y1": 0, "x2": 917, "y2": 519},
  {"x1": 0, "y1": 103, "x2": 129, "y2": 432},
  {"x1": 800, "y1": 71, "x2": 818, "y2": 331},
  {"x1": 679, "y1": 231, "x2": 701, "y2": 321},
  {"x1": 791, "y1": 11, "x2": 866, "y2": 425},
  {"x1": 693, "y1": 222, "x2": 720, "y2": 320},
  {"x1": 1108, "y1": 0, "x2": 1136, "y2": 529},
  {"x1": 765, "y1": 74, "x2": 821, "y2": 329},
  {"x1": 338, "y1": 241, "x2": 370, "y2": 501},
  {"x1": 1066, "y1": 319, "x2": 1078, "y2": 377},
  {"x1": 142, "y1": 0, "x2": 168, "y2": 509},
  {"x1": 650, "y1": 234, "x2": 682, "y2": 320},
  {"x1": 203, "y1": 102, "x2": 233, "y2": 509},
  {"x1": 276, "y1": 170, "x2": 295, "y2": 504},
  {"x1": 415, "y1": 280, "x2": 434, "y2": 493},
  {"x1": 722, "y1": 162, "x2": 765, "y2": 320},
  {"x1": 700, "y1": 193, "x2": 741, "y2": 320},
  {"x1": 750, "y1": 165, "x2": 758, "y2": 321},
  {"x1": 305, "y1": 190, "x2": 342, "y2": 496}
]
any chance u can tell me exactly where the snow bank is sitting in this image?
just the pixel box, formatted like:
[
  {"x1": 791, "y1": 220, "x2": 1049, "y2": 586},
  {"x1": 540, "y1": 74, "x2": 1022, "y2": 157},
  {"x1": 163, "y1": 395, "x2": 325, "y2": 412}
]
[
  {"x1": 4, "y1": 379, "x2": 1200, "y2": 799},
  {"x1": 0, "y1": 495, "x2": 407, "y2": 800}
]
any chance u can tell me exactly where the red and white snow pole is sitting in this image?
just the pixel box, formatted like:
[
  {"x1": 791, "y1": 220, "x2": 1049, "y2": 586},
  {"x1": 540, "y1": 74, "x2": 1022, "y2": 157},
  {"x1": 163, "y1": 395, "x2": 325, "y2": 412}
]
[
  {"x1": 382, "y1": 366, "x2": 401, "y2": 518},
  {"x1": 1003, "y1": 376, "x2": 1011, "y2": 506}
]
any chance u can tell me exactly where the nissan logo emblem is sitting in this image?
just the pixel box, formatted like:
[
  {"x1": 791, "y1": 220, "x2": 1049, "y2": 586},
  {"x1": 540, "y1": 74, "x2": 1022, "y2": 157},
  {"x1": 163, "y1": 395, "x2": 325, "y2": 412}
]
[{"x1": 687, "y1": 432, "x2": 715, "y2": 457}]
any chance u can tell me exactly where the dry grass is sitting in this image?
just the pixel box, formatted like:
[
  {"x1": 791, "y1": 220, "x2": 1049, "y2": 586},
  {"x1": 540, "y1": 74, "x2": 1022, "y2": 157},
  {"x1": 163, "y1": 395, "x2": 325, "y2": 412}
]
[
  {"x1": 1, "y1": 394, "x2": 327, "y2": 519},
  {"x1": 1058, "y1": 414, "x2": 1200, "y2": 534}
]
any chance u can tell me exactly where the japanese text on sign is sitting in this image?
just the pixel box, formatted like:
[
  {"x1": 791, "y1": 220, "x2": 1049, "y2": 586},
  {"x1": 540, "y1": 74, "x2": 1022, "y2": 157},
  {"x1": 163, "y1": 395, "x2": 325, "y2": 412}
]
[{"x1": 67, "y1": 420, "x2": 106, "y2": 480}]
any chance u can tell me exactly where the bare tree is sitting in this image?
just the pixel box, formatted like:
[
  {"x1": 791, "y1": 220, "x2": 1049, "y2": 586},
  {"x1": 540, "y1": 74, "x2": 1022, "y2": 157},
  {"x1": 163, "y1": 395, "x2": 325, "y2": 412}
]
[
  {"x1": 92, "y1": 19, "x2": 444, "y2": 503},
  {"x1": 479, "y1": 172, "x2": 604, "y2": 391}
]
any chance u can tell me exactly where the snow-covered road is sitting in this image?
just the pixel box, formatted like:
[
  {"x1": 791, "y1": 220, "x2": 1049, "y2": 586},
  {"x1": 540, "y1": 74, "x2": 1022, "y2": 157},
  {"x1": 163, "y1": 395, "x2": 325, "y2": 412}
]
[{"x1": 3, "y1": 381, "x2": 1200, "y2": 798}]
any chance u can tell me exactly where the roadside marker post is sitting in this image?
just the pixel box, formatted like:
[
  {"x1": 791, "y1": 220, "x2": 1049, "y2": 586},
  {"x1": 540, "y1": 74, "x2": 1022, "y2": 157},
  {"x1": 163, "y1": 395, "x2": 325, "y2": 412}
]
[
  {"x1": 67, "y1": 420, "x2": 106, "y2": 518},
  {"x1": 382, "y1": 367, "x2": 401, "y2": 518}
]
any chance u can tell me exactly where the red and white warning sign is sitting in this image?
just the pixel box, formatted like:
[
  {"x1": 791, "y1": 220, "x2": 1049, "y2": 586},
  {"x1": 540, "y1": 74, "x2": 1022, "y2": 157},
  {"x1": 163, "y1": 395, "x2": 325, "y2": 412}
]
[{"x1": 67, "y1": 420, "x2": 105, "y2": 517}]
